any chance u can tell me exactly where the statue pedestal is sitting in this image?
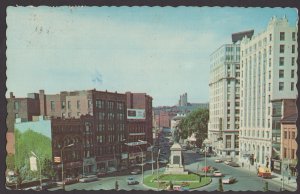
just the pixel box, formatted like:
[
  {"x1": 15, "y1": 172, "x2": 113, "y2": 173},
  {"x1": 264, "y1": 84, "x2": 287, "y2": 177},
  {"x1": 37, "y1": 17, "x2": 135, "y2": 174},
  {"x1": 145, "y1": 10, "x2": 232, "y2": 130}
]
[{"x1": 164, "y1": 143, "x2": 188, "y2": 175}]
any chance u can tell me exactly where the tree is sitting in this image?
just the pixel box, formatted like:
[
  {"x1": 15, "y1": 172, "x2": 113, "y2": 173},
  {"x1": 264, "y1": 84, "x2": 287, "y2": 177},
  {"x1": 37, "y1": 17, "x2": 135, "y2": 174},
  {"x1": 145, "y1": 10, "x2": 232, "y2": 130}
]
[
  {"x1": 42, "y1": 158, "x2": 56, "y2": 180},
  {"x1": 169, "y1": 181, "x2": 173, "y2": 190},
  {"x1": 218, "y1": 178, "x2": 224, "y2": 192},
  {"x1": 177, "y1": 108, "x2": 209, "y2": 146}
]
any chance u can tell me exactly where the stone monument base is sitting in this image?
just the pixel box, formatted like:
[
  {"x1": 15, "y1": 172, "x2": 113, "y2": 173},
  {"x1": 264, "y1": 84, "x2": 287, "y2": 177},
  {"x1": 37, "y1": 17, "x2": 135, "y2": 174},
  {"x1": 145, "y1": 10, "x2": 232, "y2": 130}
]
[{"x1": 164, "y1": 164, "x2": 189, "y2": 175}]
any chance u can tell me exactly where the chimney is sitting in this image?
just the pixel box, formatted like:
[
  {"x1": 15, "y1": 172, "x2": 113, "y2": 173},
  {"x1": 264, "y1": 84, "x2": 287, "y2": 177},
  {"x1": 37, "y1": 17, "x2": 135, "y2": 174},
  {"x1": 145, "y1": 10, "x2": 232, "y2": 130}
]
[
  {"x1": 39, "y1": 89, "x2": 46, "y2": 115},
  {"x1": 10, "y1": 92, "x2": 14, "y2": 98}
]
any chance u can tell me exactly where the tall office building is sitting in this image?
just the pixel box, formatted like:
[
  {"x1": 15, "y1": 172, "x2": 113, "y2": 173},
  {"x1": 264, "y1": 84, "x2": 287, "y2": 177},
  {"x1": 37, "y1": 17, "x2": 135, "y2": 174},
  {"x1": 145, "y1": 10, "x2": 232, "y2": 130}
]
[
  {"x1": 208, "y1": 30, "x2": 253, "y2": 157},
  {"x1": 239, "y1": 16, "x2": 297, "y2": 167}
]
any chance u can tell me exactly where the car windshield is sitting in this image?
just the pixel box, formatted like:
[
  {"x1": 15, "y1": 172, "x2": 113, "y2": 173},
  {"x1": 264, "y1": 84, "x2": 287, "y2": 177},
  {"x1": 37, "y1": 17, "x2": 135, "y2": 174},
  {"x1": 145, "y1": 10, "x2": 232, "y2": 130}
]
[{"x1": 128, "y1": 177, "x2": 134, "y2": 180}]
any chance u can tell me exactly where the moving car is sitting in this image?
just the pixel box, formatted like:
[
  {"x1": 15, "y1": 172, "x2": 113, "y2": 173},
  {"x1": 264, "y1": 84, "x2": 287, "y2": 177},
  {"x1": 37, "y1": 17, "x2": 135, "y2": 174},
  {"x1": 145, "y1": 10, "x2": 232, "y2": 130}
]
[
  {"x1": 213, "y1": 171, "x2": 223, "y2": 177},
  {"x1": 224, "y1": 160, "x2": 232, "y2": 165},
  {"x1": 79, "y1": 175, "x2": 98, "y2": 183},
  {"x1": 257, "y1": 167, "x2": 272, "y2": 178},
  {"x1": 215, "y1": 159, "x2": 223, "y2": 163},
  {"x1": 222, "y1": 176, "x2": 236, "y2": 184},
  {"x1": 228, "y1": 162, "x2": 240, "y2": 167},
  {"x1": 127, "y1": 177, "x2": 139, "y2": 185},
  {"x1": 130, "y1": 168, "x2": 141, "y2": 175}
]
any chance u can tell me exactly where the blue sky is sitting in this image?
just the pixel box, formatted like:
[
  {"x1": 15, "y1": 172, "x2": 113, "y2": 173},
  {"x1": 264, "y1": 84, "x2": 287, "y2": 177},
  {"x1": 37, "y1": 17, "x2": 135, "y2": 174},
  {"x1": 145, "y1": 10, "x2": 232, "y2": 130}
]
[{"x1": 6, "y1": 7, "x2": 298, "y2": 106}]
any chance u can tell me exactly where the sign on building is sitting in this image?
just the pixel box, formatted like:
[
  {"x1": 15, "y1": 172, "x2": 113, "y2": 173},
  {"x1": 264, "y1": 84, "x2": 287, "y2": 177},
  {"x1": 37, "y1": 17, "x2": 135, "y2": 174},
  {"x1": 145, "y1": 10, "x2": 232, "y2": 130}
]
[
  {"x1": 127, "y1": 109, "x2": 146, "y2": 119},
  {"x1": 54, "y1": 156, "x2": 61, "y2": 163},
  {"x1": 29, "y1": 156, "x2": 38, "y2": 171}
]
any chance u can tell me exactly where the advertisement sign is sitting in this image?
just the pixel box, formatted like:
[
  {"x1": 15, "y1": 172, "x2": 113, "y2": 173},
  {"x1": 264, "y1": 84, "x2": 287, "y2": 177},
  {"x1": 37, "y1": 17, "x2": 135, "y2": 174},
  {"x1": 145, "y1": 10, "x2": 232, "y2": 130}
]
[
  {"x1": 127, "y1": 109, "x2": 145, "y2": 119},
  {"x1": 54, "y1": 157, "x2": 61, "y2": 163},
  {"x1": 29, "y1": 156, "x2": 38, "y2": 171},
  {"x1": 15, "y1": 120, "x2": 52, "y2": 176}
]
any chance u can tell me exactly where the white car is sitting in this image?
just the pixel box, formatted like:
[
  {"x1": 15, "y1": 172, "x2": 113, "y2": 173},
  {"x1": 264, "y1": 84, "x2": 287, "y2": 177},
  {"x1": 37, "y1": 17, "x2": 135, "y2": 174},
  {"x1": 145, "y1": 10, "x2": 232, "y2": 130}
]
[
  {"x1": 79, "y1": 175, "x2": 98, "y2": 183},
  {"x1": 222, "y1": 176, "x2": 236, "y2": 184},
  {"x1": 215, "y1": 159, "x2": 223, "y2": 163},
  {"x1": 224, "y1": 160, "x2": 232, "y2": 165},
  {"x1": 213, "y1": 171, "x2": 223, "y2": 177}
]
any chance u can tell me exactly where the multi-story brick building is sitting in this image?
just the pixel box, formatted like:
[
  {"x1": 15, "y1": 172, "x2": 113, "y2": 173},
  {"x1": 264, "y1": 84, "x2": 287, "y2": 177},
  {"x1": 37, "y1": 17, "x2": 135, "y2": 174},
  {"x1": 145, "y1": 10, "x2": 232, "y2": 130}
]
[
  {"x1": 125, "y1": 92, "x2": 153, "y2": 165},
  {"x1": 280, "y1": 113, "x2": 297, "y2": 176},
  {"x1": 239, "y1": 16, "x2": 297, "y2": 167},
  {"x1": 6, "y1": 92, "x2": 40, "y2": 154}
]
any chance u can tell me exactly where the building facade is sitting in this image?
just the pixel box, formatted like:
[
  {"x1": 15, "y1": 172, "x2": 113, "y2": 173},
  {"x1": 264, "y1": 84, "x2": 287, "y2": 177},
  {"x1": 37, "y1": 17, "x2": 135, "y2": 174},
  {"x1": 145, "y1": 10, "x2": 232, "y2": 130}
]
[
  {"x1": 208, "y1": 42, "x2": 242, "y2": 157},
  {"x1": 239, "y1": 16, "x2": 297, "y2": 167}
]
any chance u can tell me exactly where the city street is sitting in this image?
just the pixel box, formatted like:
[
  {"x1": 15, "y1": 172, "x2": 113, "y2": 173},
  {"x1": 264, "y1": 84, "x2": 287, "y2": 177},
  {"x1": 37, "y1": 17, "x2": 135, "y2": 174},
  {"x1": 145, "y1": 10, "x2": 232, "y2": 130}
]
[{"x1": 183, "y1": 150, "x2": 284, "y2": 191}]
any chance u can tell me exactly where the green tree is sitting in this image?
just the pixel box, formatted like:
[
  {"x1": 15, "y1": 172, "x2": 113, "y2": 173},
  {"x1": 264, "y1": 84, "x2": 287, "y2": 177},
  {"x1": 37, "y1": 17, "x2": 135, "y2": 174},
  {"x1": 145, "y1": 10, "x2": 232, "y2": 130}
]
[
  {"x1": 42, "y1": 158, "x2": 56, "y2": 180},
  {"x1": 177, "y1": 108, "x2": 209, "y2": 146},
  {"x1": 169, "y1": 181, "x2": 173, "y2": 190},
  {"x1": 218, "y1": 178, "x2": 224, "y2": 192}
]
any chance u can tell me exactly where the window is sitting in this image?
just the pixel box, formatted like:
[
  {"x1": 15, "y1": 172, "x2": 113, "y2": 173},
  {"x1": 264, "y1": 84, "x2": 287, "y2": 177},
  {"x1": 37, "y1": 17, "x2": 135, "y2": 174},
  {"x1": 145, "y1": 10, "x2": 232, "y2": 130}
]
[
  {"x1": 292, "y1": 45, "x2": 295, "y2": 53},
  {"x1": 269, "y1": 33, "x2": 272, "y2": 41},
  {"x1": 280, "y1": 45, "x2": 285, "y2": 53},
  {"x1": 279, "y1": 57, "x2": 284, "y2": 66},
  {"x1": 292, "y1": 57, "x2": 295, "y2": 66},
  {"x1": 225, "y1": 135, "x2": 231, "y2": 148},
  {"x1": 279, "y1": 82, "x2": 284, "y2": 91},
  {"x1": 15, "y1": 113, "x2": 19, "y2": 118},
  {"x1": 14, "y1": 101, "x2": 19, "y2": 110},
  {"x1": 269, "y1": 58, "x2": 271, "y2": 67},
  {"x1": 50, "y1": 101, "x2": 55, "y2": 111},
  {"x1": 269, "y1": 46, "x2": 272, "y2": 55},
  {"x1": 61, "y1": 101, "x2": 66, "y2": 109},
  {"x1": 291, "y1": 82, "x2": 294, "y2": 91},
  {"x1": 234, "y1": 135, "x2": 239, "y2": 148},
  {"x1": 68, "y1": 101, "x2": 71, "y2": 109},
  {"x1": 292, "y1": 32, "x2": 296, "y2": 41},
  {"x1": 279, "y1": 70, "x2": 284, "y2": 78},
  {"x1": 88, "y1": 100, "x2": 92, "y2": 109},
  {"x1": 284, "y1": 131, "x2": 287, "y2": 139},
  {"x1": 292, "y1": 131, "x2": 295, "y2": 139},
  {"x1": 291, "y1": 70, "x2": 295, "y2": 78},
  {"x1": 96, "y1": 100, "x2": 105, "y2": 108},
  {"x1": 77, "y1": 100, "x2": 80, "y2": 109},
  {"x1": 269, "y1": 71, "x2": 271, "y2": 79},
  {"x1": 268, "y1": 83, "x2": 271, "y2": 91},
  {"x1": 291, "y1": 149, "x2": 295, "y2": 159},
  {"x1": 284, "y1": 148, "x2": 287, "y2": 158},
  {"x1": 280, "y1": 32, "x2": 285, "y2": 41}
]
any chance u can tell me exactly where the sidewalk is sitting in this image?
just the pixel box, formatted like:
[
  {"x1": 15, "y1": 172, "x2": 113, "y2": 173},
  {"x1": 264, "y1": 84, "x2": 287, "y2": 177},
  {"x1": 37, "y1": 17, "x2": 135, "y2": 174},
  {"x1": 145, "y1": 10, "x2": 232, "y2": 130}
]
[{"x1": 236, "y1": 161, "x2": 297, "y2": 191}]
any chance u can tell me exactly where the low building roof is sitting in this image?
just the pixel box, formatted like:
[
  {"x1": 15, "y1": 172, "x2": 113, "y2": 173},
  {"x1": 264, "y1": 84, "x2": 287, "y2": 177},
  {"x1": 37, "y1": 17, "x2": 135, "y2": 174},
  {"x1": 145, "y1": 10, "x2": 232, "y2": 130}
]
[{"x1": 281, "y1": 113, "x2": 298, "y2": 124}]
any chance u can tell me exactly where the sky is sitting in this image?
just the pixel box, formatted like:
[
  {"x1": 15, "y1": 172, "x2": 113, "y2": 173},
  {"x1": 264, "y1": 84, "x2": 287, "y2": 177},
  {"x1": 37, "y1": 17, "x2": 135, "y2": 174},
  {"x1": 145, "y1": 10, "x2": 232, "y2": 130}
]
[{"x1": 6, "y1": 7, "x2": 298, "y2": 106}]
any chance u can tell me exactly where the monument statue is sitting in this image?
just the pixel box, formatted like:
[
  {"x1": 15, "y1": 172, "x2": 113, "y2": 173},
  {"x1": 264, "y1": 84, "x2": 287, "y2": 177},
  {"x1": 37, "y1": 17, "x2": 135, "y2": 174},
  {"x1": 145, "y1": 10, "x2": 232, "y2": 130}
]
[{"x1": 164, "y1": 143, "x2": 188, "y2": 175}]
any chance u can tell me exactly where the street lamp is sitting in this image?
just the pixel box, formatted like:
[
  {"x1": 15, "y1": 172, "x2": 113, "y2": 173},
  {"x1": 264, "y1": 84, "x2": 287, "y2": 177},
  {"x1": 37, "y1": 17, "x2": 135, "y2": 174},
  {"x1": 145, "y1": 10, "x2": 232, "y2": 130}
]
[
  {"x1": 136, "y1": 146, "x2": 144, "y2": 184},
  {"x1": 31, "y1": 151, "x2": 42, "y2": 191},
  {"x1": 138, "y1": 140, "x2": 154, "y2": 174},
  {"x1": 204, "y1": 146, "x2": 207, "y2": 178},
  {"x1": 61, "y1": 143, "x2": 74, "y2": 191},
  {"x1": 157, "y1": 149, "x2": 161, "y2": 191}
]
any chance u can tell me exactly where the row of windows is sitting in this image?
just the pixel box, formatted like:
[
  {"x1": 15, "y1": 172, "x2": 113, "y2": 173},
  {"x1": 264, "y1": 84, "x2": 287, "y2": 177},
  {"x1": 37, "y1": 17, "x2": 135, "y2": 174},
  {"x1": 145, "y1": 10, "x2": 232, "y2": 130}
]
[
  {"x1": 279, "y1": 82, "x2": 295, "y2": 91},
  {"x1": 279, "y1": 32, "x2": 297, "y2": 41},
  {"x1": 240, "y1": 129, "x2": 270, "y2": 139},
  {"x1": 284, "y1": 131, "x2": 296, "y2": 139},
  {"x1": 95, "y1": 100, "x2": 125, "y2": 110},
  {"x1": 278, "y1": 69, "x2": 295, "y2": 79},
  {"x1": 98, "y1": 112, "x2": 125, "y2": 120},
  {"x1": 97, "y1": 123, "x2": 125, "y2": 132},
  {"x1": 283, "y1": 148, "x2": 296, "y2": 159}
]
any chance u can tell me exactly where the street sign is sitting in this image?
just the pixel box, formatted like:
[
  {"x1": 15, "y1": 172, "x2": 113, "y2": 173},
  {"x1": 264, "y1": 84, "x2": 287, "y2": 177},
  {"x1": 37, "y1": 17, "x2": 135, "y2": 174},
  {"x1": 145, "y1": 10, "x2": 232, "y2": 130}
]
[
  {"x1": 30, "y1": 156, "x2": 38, "y2": 171},
  {"x1": 54, "y1": 156, "x2": 61, "y2": 163}
]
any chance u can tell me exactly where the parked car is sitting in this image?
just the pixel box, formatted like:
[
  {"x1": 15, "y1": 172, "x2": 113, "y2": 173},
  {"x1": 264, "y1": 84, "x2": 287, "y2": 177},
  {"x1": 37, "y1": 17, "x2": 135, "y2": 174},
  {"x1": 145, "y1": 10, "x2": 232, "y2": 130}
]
[
  {"x1": 213, "y1": 171, "x2": 223, "y2": 177},
  {"x1": 224, "y1": 160, "x2": 232, "y2": 165},
  {"x1": 64, "y1": 177, "x2": 79, "y2": 185},
  {"x1": 228, "y1": 162, "x2": 240, "y2": 167},
  {"x1": 79, "y1": 175, "x2": 98, "y2": 183},
  {"x1": 222, "y1": 176, "x2": 236, "y2": 184},
  {"x1": 127, "y1": 177, "x2": 139, "y2": 185},
  {"x1": 130, "y1": 168, "x2": 141, "y2": 175},
  {"x1": 97, "y1": 171, "x2": 107, "y2": 177},
  {"x1": 201, "y1": 166, "x2": 216, "y2": 172},
  {"x1": 215, "y1": 159, "x2": 223, "y2": 163}
]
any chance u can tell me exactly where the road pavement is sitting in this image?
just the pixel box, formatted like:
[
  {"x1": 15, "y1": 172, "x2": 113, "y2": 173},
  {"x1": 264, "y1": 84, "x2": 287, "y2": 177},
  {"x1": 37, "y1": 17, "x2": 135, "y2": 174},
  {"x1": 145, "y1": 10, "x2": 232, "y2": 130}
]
[{"x1": 183, "y1": 150, "x2": 284, "y2": 191}]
